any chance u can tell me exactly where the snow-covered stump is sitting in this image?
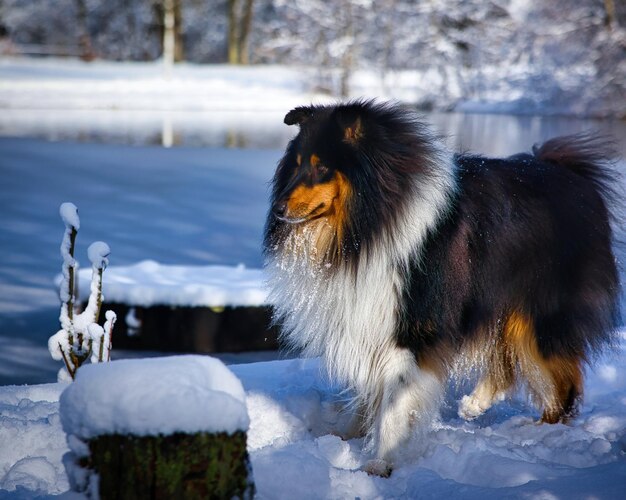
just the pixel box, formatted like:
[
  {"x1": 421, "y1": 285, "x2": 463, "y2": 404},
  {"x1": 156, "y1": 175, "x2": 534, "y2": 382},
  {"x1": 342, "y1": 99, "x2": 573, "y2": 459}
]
[
  {"x1": 59, "y1": 356, "x2": 254, "y2": 499},
  {"x1": 70, "y1": 261, "x2": 278, "y2": 354}
]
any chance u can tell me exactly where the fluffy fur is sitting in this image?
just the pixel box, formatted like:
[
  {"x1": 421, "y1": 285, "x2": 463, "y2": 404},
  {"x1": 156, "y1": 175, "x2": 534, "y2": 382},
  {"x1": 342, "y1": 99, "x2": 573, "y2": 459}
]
[{"x1": 263, "y1": 100, "x2": 620, "y2": 476}]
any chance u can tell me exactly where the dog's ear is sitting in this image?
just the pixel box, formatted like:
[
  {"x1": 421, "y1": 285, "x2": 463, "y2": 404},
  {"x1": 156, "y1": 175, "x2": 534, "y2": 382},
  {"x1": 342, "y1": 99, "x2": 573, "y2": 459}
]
[
  {"x1": 284, "y1": 106, "x2": 314, "y2": 126},
  {"x1": 336, "y1": 108, "x2": 364, "y2": 145},
  {"x1": 343, "y1": 116, "x2": 363, "y2": 145}
]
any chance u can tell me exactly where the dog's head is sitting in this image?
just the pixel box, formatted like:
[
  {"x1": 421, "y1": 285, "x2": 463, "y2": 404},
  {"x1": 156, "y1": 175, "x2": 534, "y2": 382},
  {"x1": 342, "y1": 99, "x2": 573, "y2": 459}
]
[
  {"x1": 266, "y1": 100, "x2": 445, "y2": 263},
  {"x1": 270, "y1": 104, "x2": 366, "y2": 226}
]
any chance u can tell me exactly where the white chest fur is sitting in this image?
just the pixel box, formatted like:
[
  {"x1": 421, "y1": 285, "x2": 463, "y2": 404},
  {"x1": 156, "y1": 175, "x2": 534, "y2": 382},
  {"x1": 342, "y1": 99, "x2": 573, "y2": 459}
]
[{"x1": 265, "y1": 154, "x2": 456, "y2": 467}]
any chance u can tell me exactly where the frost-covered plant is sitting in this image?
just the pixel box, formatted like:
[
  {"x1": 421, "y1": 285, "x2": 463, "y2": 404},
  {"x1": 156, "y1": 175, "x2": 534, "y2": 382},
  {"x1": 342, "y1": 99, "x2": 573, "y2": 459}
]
[{"x1": 49, "y1": 203, "x2": 116, "y2": 381}]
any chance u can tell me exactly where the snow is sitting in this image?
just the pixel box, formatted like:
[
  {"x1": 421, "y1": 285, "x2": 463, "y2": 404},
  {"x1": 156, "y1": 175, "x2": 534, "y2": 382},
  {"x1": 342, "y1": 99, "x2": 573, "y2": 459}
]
[
  {"x1": 1, "y1": 338, "x2": 626, "y2": 498},
  {"x1": 0, "y1": 384, "x2": 68, "y2": 495},
  {"x1": 67, "y1": 260, "x2": 268, "y2": 308},
  {"x1": 60, "y1": 356, "x2": 249, "y2": 439},
  {"x1": 47, "y1": 330, "x2": 70, "y2": 363},
  {"x1": 58, "y1": 203, "x2": 79, "y2": 231},
  {"x1": 86, "y1": 242, "x2": 109, "y2": 269},
  {"x1": 0, "y1": 58, "x2": 334, "y2": 113}
]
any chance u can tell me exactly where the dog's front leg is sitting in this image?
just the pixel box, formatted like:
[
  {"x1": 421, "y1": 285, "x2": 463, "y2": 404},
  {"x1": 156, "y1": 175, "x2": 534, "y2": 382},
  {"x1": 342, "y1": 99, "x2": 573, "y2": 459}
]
[{"x1": 362, "y1": 348, "x2": 443, "y2": 477}]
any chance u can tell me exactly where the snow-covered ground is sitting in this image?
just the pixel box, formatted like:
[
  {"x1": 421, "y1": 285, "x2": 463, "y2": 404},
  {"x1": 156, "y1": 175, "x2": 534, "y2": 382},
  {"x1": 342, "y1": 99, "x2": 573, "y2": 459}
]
[
  {"x1": 0, "y1": 57, "x2": 528, "y2": 114},
  {"x1": 1, "y1": 58, "x2": 626, "y2": 497},
  {"x1": 1, "y1": 339, "x2": 626, "y2": 498}
]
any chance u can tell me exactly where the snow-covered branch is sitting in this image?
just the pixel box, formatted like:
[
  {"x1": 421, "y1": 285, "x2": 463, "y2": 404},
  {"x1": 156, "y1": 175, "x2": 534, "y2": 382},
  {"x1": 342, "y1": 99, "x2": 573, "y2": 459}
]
[{"x1": 48, "y1": 203, "x2": 116, "y2": 381}]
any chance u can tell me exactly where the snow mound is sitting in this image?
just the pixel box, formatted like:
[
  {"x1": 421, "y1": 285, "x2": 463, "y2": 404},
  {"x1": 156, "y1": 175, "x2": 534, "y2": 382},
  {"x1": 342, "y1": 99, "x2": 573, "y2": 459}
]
[
  {"x1": 0, "y1": 384, "x2": 69, "y2": 495},
  {"x1": 69, "y1": 260, "x2": 268, "y2": 308},
  {"x1": 59, "y1": 355, "x2": 249, "y2": 439}
]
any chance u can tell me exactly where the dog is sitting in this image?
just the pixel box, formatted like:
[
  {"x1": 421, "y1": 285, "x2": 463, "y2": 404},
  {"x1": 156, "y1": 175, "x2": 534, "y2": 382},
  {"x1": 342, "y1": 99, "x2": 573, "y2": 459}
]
[{"x1": 263, "y1": 100, "x2": 620, "y2": 477}]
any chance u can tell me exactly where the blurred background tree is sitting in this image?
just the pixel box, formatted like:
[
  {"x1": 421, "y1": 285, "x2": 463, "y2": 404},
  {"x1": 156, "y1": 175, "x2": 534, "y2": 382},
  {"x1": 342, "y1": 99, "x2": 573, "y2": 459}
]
[
  {"x1": 0, "y1": 0, "x2": 623, "y2": 116},
  {"x1": 228, "y1": 0, "x2": 254, "y2": 64},
  {"x1": 155, "y1": 0, "x2": 184, "y2": 63}
]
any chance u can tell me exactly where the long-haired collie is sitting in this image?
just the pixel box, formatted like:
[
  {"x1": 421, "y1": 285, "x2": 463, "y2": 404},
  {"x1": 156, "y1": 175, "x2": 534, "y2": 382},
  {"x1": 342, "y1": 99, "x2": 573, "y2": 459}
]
[{"x1": 263, "y1": 100, "x2": 620, "y2": 476}]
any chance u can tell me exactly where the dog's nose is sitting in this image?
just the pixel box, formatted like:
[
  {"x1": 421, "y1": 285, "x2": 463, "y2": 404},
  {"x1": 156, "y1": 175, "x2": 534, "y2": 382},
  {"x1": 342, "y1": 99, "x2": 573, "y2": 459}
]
[{"x1": 273, "y1": 202, "x2": 287, "y2": 217}]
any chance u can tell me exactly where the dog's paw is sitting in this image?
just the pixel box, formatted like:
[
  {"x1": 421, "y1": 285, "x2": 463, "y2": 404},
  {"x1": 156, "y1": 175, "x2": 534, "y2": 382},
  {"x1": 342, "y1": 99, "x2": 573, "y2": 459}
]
[
  {"x1": 362, "y1": 459, "x2": 393, "y2": 478},
  {"x1": 330, "y1": 428, "x2": 364, "y2": 441},
  {"x1": 458, "y1": 394, "x2": 486, "y2": 420}
]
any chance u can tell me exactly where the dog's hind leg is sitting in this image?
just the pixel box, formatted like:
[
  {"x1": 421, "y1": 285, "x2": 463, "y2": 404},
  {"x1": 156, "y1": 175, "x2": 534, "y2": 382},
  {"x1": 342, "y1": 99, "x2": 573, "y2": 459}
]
[
  {"x1": 503, "y1": 312, "x2": 583, "y2": 423},
  {"x1": 459, "y1": 375, "x2": 511, "y2": 420},
  {"x1": 536, "y1": 356, "x2": 583, "y2": 423},
  {"x1": 459, "y1": 336, "x2": 516, "y2": 420}
]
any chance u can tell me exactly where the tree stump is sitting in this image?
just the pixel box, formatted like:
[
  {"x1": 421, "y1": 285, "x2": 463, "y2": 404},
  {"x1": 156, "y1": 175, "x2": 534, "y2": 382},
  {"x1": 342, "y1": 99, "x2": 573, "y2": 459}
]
[
  {"x1": 60, "y1": 355, "x2": 253, "y2": 499},
  {"x1": 78, "y1": 431, "x2": 253, "y2": 499}
]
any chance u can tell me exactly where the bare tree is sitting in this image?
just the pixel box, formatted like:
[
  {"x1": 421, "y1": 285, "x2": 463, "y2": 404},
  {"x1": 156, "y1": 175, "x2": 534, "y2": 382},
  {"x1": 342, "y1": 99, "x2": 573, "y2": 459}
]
[
  {"x1": 154, "y1": 0, "x2": 184, "y2": 62},
  {"x1": 604, "y1": 0, "x2": 619, "y2": 30},
  {"x1": 163, "y1": 0, "x2": 176, "y2": 75},
  {"x1": 228, "y1": 0, "x2": 254, "y2": 64},
  {"x1": 75, "y1": 0, "x2": 95, "y2": 61}
]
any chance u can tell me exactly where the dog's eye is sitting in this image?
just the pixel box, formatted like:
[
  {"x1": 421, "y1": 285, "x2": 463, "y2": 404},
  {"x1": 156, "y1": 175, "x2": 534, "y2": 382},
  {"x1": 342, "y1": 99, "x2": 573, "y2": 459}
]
[{"x1": 315, "y1": 164, "x2": 329, "y2": 177}]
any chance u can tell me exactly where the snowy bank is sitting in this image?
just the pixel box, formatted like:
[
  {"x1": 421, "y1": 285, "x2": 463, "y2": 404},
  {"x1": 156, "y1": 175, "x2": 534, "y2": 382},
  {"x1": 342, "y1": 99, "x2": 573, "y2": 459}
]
[
  {"x1": 2, "y1": 332, "x2": 626, "y2": 498},
  {"x1": 1, "y1": 54, "x2": 624, "y2": 118},
  {"x1": 70, "y1": 261, "x2": 268, "y2": 308},
  {"x1": 0, "y1": 58, "x2": 333, "y2": 112}
]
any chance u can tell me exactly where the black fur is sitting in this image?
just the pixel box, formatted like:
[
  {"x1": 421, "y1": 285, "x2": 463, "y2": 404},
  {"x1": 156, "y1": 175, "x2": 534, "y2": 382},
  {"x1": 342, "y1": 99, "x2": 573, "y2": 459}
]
[{"x1": 398, "y1": 146, "x2": 620, "y2": 361}]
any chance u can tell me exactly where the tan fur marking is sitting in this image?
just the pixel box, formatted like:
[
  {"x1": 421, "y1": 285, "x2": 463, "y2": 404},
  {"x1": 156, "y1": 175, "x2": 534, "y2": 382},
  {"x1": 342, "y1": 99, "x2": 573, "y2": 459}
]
[
  {"x1": 286, "y1": 179, "x2": 339, "y2": 220},
  {"x1": 469, "y1": 333, "x2": 516, "y2": 390},
  {"x1": 504, "y1": 312, "x2": 582, "y2": 422},
  {"x1": 296, "y1": 154, "x2": 302, "y2": 166},
  {"x1": 326, "y1": 171, "x2": 351, "y2": 252},
  {"x1": 284, "y1": 171, "x2": 351, "y2": 260},
  {"x1": 310, "y1": 154, "x2": 320, "y2": 167}
]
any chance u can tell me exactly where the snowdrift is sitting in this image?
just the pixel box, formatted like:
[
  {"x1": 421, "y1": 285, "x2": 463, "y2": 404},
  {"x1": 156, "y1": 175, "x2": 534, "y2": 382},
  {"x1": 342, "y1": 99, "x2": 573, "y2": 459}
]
[{"x1": 1, "y1": 335, "x2": 625, "y2": 498}]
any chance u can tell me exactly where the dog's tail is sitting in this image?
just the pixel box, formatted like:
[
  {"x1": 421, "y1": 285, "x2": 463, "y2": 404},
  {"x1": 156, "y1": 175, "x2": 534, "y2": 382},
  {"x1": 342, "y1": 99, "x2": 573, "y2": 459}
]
[
  {"x1": 533, "y1": 132, "x2": 621, "y2": 206},
  {"x1": 535, "y1": 133, "x2": 623, "y2": 353}
]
